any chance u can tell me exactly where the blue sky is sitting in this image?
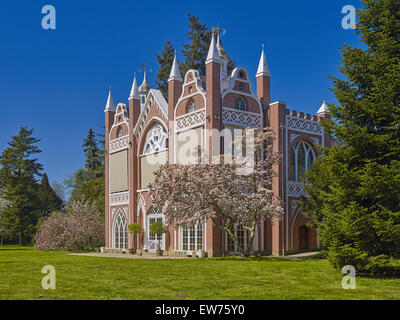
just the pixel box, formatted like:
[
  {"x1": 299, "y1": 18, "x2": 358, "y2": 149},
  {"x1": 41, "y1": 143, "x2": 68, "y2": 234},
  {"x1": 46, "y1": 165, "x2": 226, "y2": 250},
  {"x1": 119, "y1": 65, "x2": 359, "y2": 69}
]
[{"x1": 0, "y1": 0, "x2": 362, "y2": 186}]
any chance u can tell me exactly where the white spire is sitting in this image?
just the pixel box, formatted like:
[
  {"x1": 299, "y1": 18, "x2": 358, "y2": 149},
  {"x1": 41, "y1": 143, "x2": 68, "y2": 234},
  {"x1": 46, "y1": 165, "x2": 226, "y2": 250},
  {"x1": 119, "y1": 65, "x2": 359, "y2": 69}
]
[
  {"x1": 139, "y1": 69, "x2": 151, "y2": 93},
  {"x1": 129, "y1": 74, "x2": 140, "y2": 100},
  {"x1": 216, "y1": 32, "x2": 222, "y2": 56},
  {"x1": 104, "y1": 87, "x2": 115, "y2": 112},
  {"x1": 317, "y1": 100, "x2": 329, "y2": 115},
  {"x1": 168, "y1": 53, "x2": 182, "y2": 82},
  {"x1": 256, "y1": 44, "x2": 270, "y2": 77},
  {"x1": 206, "y1": 31, "x2": 220, "y2": 63}
]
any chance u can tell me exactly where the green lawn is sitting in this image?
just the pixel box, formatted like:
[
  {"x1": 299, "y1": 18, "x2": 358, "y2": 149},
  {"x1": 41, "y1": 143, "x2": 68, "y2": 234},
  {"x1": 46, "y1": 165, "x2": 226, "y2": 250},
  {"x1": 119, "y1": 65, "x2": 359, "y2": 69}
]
[{"x1": 0, "y1": 246, "x2": 399, "y2": 300}]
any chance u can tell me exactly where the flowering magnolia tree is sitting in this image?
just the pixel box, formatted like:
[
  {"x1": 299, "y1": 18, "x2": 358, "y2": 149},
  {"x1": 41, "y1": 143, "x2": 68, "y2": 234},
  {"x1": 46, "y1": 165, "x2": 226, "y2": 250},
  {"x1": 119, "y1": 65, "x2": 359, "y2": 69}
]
[
  {"x1": 35, "y1": 199, "x2": 104, "y2": 251},
  {"x1": 150, "y1": 128, "x2": 283, "y2": 256}
]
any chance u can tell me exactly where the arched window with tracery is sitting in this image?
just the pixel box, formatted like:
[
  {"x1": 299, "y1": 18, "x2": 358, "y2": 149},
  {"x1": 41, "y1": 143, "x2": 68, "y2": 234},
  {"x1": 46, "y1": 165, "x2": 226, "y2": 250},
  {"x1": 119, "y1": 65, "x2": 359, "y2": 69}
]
[
  {"x1": 142, "y1": 122, "x2": 168, "y2": 155},
  {"x1": 289, "y1": 141, "x2": 315, "y2": 182},
  {"x1": 235, "y1": 97, "x2": 247, "y2": 111},
  {"x1": 187, "y1": 99, "x2": 195, "y2": 113},
  {"x1": 113, "y1": 211, "x2": 128, "y2": 249}
]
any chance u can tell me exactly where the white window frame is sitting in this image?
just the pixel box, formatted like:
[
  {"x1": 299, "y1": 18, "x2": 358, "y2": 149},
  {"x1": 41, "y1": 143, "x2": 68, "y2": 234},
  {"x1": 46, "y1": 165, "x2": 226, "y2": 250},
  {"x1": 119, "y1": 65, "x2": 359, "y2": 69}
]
[
  {"x1": 112, "y1": 210, "x2": 128, "y2": 249},
  {"x1": 235, "y1": 97, "x2": 247, "y2": 111},
  {"x1": 142, "y1": 123, "x2": 168, "y2": 156},
  {"x1": 179, "y1": 220, "x2": 204, "y2": 252},
  {"x1": 145, "y1": 207, "x2": 165, "y2": 252},
  {"x1": 225, "y1": 223, "x2": 256, "y2": 254},
  {"x1": 289, "y1": 141, "x2": 315, "y2": 182}
]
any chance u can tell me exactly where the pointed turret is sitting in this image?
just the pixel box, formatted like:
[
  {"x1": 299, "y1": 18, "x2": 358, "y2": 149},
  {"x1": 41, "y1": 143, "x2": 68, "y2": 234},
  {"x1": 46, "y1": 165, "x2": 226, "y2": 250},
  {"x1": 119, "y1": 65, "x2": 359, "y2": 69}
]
[
  {"x1": 317, "y1": 100, "x2": 329, "y2": 115},
  {"x1": 168, "y1": 52, "x2": 183, "y2": 163},
  {"x1": 216, "y1": 32, "x2": 226, "y2": 59},
  {"x1": 206, "y1": 32, "x2": 220, "y2": 64},
  {"x1": 129, "y1": 75, "x2": 140, "y2": 100},
  {"x1": 104, "y1": 88, "x2": 115, "y2": 112},
  {"x1": 168, "y1": 53, "x2": 182, "y2": 82},
  {"x1": 256, "y1": 45, "x2": 271, "y2": 110},
  {"x1": 139, "y1": 70, "x2": 151, "y2": 94},
  {"x1": 138, "y1": 70, "x2": 151, "y2": 107},
  {"x1": 256, "y1": 45, "x2": 270, "y2": 77},
  {"x1": 205, "y1": 30, "x2": 222, "y2": 156}
]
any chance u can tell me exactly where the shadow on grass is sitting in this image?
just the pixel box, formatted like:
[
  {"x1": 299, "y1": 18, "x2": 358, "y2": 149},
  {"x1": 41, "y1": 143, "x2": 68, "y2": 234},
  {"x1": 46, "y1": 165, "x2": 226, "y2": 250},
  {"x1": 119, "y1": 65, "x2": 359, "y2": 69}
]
[
  {"x1": 0, "y1": 247, "x2": 33, "y2": 251},
  {"x1": 357, "y1": 266, "x2": 400, "y2": 279}
]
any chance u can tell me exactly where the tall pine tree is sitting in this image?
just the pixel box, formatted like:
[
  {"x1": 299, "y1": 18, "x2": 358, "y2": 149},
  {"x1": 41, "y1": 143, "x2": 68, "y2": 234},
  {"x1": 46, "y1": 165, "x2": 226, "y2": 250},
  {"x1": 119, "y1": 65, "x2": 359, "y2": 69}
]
[
  {"x1": 82, "y1": 128, "x2": 101, "y2": 171},
  {"x1": 37, "y1": 173, "x2": 63, "y2": 216},
  {"x1": 156, "y1": 39, "x2": 176, "y2": 98},
  {"x1": 301, "y1": 0, "x2": 400, "y2": 274},
  {"x1": 0, "y1": 127, "x2": 43, "y2": 245},
  {"x1": 68, "y1": 129, "x2": 105, "y2": 213},
  {"x1": 181, "y1": 14, "x2": 236, "y2": 77},
  {"x1": 155, "y1": 14, "x2": 236, "y2": 97},
  {"x1": 181, "y1": 13, "x2": 211, "y2": 77}
]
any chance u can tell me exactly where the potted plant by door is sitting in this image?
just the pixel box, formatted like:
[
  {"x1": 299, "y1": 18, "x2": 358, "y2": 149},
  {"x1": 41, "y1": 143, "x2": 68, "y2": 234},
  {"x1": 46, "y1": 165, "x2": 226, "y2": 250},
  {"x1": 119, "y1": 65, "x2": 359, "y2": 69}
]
[
  {"x1": 128, "y1": 223, "x2": 142, "y2": 254},
  {"x1": 149, "y1": 221, "x2": 166, "y2": 256}
]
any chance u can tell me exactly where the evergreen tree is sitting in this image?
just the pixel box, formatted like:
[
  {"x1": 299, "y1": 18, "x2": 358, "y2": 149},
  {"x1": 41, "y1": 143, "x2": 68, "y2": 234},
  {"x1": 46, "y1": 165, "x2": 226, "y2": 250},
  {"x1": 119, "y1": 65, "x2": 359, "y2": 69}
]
[
  {"x1": 181, "y1": 13, "x2": 211, "y2": 77},
  {"x1": 301, "y1": 0, "x2": 400, "y2": 274},
  {"x1": 181, "y1": 14, "x2": 236, "y2": 77},
  {"x1": 82, "y1": 128, "x2": 101, "y2": 171},
  {"x1": 156, "y1": 39, "x2": 176, "y2": 97},
  {"x1": 37, "y1": 173, "x2": 63, "y2": 216},
  {"x1": 68, "y1": 130, "x2": 105, "y2": 213},
  {"x1": 0, "y1": 127, "x2": 43, "y2": 245}
]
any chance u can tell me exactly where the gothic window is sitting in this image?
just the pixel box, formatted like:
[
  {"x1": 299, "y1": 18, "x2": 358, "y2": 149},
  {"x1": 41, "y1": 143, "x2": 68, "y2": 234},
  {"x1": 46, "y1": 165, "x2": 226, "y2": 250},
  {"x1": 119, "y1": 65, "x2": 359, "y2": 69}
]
[
  {"x1": 143, "y1": 123, "x2": 168, "y2": 155},
  {"x1": 187, "y1": 99, "x2": 195, "y2": 113},
  {"x1": 182, "y1": 220, "x2": 203, "y2": 251},
  {"x1": 235, "y1": 97, "x2": 247, "y2": 111},
  {"x1": 113, "y1": 211, "x2": 128, "y2": 249},
  {"x1": 226, "y1": 224, "x2": 250, "y2": 253},
  {"x1": 117, "y1": 126, "x2": 123, "y2": 138},
  {"x1": 288, "y1": 141, "x2": 315, "y2": 182}
]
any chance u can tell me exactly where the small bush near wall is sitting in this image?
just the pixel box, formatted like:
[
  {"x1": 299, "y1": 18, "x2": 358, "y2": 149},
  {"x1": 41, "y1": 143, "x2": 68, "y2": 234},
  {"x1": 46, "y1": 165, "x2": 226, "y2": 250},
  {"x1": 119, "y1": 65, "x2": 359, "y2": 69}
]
[{"x1": 34, "y1": 199, "x2": 104, "y2": 251}]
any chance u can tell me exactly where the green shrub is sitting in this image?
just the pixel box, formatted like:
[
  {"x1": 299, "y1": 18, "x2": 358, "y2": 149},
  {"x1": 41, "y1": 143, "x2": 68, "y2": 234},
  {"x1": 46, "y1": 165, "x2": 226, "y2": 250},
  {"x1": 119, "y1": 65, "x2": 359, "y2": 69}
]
[
  {"x1": 128, "y1": 223, "x2": 142, "y2": 235},
  {"x1": 150, "y1": 222, "x2": 165, "y2": 235}
]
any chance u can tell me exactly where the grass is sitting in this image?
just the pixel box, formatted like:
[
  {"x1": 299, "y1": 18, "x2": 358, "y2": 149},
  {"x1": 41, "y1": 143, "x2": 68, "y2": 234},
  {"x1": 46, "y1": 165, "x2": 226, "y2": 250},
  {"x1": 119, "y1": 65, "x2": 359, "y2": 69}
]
[{"x1": 0, "y1": 245, "x2": 399, "y2": 300}]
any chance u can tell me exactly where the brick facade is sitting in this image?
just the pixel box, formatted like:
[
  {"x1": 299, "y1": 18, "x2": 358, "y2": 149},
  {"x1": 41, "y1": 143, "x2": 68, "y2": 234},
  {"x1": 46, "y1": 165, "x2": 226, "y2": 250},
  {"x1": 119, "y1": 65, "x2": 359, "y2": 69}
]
[{"x1": 104, "y1": 35, "x2": 331, "y2": 256}]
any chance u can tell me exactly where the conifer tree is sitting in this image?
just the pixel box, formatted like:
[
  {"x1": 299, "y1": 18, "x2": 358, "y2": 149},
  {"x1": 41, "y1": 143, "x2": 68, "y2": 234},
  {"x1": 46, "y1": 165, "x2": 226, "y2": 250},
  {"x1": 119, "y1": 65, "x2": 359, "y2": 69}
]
[
  {"x1": 0, "y1": 127, "x2": 43, "y2": 245},
  {"x1": 301, "y1": 0, "x2": 400, "y2": 274},
  {"x1": 37, "y1": 173, "x2": 63, "y2": 216},
  {"x1": 156, "y1": 39, "x2": 175, "y2": 97},
  {"x1": 181, "y1": 13, "x2": 211, "y2": 77},
  {"x1": 68, "y1": 129, "x2": 105, "y2": 213},
  {"x1": 181, "y1": 13, "x2": 236, "y2": 77},
  {"x1": 82, "y1": 128, "x2": 101, "y2": 171}
]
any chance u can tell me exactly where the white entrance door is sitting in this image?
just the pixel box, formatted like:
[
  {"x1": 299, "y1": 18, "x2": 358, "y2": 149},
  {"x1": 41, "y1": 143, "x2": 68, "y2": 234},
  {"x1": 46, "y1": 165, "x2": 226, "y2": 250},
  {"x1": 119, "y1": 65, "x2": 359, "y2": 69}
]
[{"x1": 147, "y1": 216, "x2": 164, "y2": 253}]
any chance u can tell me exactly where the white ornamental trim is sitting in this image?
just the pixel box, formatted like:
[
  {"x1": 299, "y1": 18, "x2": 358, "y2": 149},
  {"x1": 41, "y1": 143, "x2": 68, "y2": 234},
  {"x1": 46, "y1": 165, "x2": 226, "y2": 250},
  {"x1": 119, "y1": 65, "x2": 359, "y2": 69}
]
[
  {"x1": 287, "y1": 182, "x2": 306, "y2": 198},
  {"x1": 175, "y1": 109, "x2": 206, "y2": 132},
  {"x1": 286, "y1": 116, "x2": 323, "y2": 136},
  {"x1": 110, "y1": 191, "x2": 129, "y2": 206},
  {"x1": 222, "y1": 107, "x2": 261, "y2": 128},
  {"x1": 109, "y1": 135, "x2": 129, "y2": 154},
  {"x1": 290, "y1": 133, "x2": 300, "y2": 143}
]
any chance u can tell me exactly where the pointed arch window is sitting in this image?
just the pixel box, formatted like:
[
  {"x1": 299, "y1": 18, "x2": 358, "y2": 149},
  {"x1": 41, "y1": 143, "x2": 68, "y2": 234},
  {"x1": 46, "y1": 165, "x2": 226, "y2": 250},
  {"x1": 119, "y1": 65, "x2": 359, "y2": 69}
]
[
  {"x1": 187, "y1": 99, "x2": 195, "y2": 113},
  {"x1": 289, "y1": 141, "x2": 315, "y2": 182},
  {"x1": 113, "y1": 211, "x2": 128, "y2": 249},
  {"x1": 143, "y1": 122, "x2": 168, "y2": 155},
  {"x1": 235, "y1": 97, "x2": 247, "y2": 111}
]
